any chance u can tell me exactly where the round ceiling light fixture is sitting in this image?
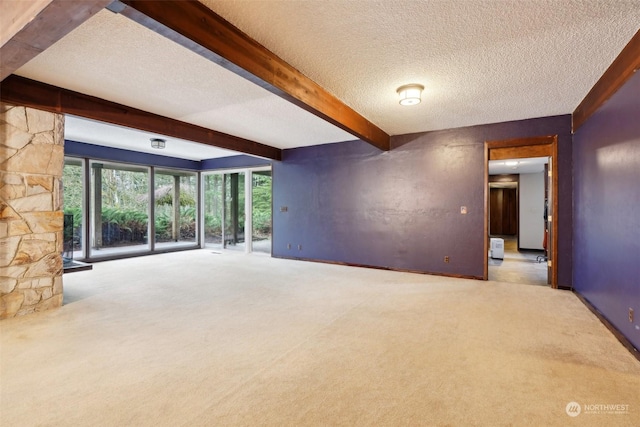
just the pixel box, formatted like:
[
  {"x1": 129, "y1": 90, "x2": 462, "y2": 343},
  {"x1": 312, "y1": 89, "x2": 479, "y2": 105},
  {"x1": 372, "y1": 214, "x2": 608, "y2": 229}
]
[
  {"x1": 150, "y1": 138, "x2": 166, "y2": 149},
  {"x1": 397, "y1": 84, "x2": 424, "y2": 106}
]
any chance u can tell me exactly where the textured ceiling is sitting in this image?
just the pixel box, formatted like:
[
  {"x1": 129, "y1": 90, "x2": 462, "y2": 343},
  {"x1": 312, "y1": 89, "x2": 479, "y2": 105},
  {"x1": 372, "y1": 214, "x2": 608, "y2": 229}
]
[
  {"x1": 15, "y1": 10, "x2": 355, "y2": 152},
  {"x1": 13, "y1": 1, "x2": 640, "y2": 160},
  {"x1": 204, "y1": 0, "x2": 640, "y2": 134}
]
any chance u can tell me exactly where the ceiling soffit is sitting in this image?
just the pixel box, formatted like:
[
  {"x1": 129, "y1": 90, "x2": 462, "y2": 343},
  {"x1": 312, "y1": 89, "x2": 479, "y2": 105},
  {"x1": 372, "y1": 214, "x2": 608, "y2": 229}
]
[
  {"x1": 13, "y1": 8, "x2": 358, "y2": 155},
  {"x1": 0, "y1": 75, "x2": 282, "y2": 160},
  {"x1": 115, "y1": 0, "x2": 390, "y2": 151}
]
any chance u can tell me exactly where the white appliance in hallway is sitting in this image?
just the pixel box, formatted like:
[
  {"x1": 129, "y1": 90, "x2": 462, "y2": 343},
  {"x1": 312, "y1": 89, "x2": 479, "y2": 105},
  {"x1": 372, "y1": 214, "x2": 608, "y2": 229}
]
[{"x1": 490, "y1": 238, "x2": 504, "y2": 259}]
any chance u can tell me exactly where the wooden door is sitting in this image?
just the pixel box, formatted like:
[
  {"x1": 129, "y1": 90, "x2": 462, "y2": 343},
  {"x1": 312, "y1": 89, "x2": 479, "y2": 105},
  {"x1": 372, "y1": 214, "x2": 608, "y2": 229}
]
[{"x1": 490, "y1": 188, "x2": 517, "y2": 235}]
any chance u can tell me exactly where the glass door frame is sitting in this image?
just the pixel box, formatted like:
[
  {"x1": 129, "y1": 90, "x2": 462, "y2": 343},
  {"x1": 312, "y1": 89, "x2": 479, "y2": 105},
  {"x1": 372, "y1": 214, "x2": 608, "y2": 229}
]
[
  {"x1": 88, "y1": 159, "x2": 152, "y2": 259},
  {"x1": 64, "y1": 155, "x2": 201, "y2": 262},
  {"x1": 153, "y1": 167, "x2": 200, "y2": 250},
  {"x1": 201, "y1": 166, "x2": 272, "y2": 254}
]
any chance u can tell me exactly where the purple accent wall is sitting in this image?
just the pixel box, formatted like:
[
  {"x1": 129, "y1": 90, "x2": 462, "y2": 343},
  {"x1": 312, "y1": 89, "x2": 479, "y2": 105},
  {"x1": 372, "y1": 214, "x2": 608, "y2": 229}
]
[
  {"x1": 273, "y1": 115, "x2": 572, "y2": 283},
  {"x1": 201, "y1": 154, "x2": 271, "y2": 170},
  {"x1": 573, "y1": 71, "x2": 640, "y2": 350}
]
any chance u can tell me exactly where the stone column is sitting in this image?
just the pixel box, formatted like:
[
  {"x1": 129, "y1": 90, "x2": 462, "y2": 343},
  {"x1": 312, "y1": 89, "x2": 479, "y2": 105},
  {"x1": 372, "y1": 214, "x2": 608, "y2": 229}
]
[{"x1": 0, "y1": 102, "x2": 65, "y2": 318}]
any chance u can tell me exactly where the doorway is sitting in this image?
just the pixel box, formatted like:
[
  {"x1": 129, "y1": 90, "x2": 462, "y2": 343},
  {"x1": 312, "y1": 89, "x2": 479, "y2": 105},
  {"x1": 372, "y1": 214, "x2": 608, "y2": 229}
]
[
  {"x1": 484, "y1": 136, "x2": 558, "y2": 288},
  {"x1": 488, "y1": 162, "x2": 548, "y2": 286},
  {"x1": 202, "y1": 167, "x2": 272, "y2": 254}
]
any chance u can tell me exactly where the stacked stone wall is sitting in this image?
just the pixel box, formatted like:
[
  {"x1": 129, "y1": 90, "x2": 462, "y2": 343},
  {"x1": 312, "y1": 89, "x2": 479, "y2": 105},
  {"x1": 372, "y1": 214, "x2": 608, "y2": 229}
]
[{"x1": 1, "y1": 103, "x2": 64, "y2": 318}]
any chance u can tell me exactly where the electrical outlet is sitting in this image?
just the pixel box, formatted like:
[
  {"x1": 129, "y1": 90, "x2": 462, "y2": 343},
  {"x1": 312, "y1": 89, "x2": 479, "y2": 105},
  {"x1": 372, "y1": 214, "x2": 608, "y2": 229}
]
[
  {"x1": 287, "y1": 243, "x2": 291, "y2": 249},
  {"x1": 298, "y1": 244, "x2": 302, "y2": 250},
  {"x1": 444, "y1": 256, "x2": 450, "y2": 263},
  {"x1": 630, "y1": 308, "x2": 634, "y2": 323}
]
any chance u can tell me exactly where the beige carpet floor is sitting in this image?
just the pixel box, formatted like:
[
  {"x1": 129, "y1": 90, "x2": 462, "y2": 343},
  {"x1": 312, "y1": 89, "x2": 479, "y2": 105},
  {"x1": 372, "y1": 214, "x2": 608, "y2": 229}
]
[{"x1": 1, "y1": 249, "x2": 639, "y2": 426}]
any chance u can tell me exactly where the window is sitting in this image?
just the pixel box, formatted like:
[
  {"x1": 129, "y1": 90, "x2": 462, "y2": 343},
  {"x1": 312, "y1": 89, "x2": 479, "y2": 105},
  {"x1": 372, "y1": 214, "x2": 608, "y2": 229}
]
[
  {"x1": 62, "y1": 155, "x2": 268, "y2": 260},
  {"x1": 89, "y1": 161, "x2": 150, "y2": 257},
  {"x1": 202, "y1": 167, "x2": 271, "y2": 254},
  {"x1": 63, "y1": 158, "x2": 85, "y2": 259},
  {"x1": 251, "y1": 171, "x2": 272, "y2": 253},
  {"x1": 154, "y1": 169, "x2": 198, "y2": 249}
]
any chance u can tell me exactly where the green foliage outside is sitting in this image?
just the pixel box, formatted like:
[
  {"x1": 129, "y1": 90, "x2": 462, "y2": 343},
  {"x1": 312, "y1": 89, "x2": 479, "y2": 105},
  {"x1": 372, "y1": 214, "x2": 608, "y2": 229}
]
[
  {"x1": 155, "y1": 206, "x2": 197, "y2": 241},
  {"x1": 154, "y1": 174, "x2": 197, "y2": 241},
  {"x1": 156, "y1": 191, "x2": 196, "y2": 207},
  {"x1": 252, "y1": 174, "x2": 272, "y2": 236},
  {"x1": 62, "y1": 163, "x2": 272, "y2": 247},
  {"x1": 203, "y1": 175, "x2": 224, "y2": 239},
  {"x1": 63, "y1": 164, "x2": 83, "y2": 228},
  {"x1": 203, "y1": 173, "x2": 272, "y2": 241}
]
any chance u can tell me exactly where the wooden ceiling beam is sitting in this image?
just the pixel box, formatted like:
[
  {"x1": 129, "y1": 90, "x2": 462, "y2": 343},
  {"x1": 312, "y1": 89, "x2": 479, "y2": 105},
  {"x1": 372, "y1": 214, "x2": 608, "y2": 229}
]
[
  {"x1": 0, "y1": 75, "x2": 282, "y2": 160},
  {"x1": 116, "y1": 0, "x2": 390, "y2": 151},
  {"x1": 573, "y1": 29, "x2": 640, "y2": 133},
  {"x1": 0, "y1": 0, "x2": 111, "y2": 81}
]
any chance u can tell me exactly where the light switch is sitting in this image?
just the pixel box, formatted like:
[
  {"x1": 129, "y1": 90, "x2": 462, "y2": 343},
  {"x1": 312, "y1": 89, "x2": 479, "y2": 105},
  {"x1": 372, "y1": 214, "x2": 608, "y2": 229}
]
[{"x1": 460, "y1": 206, "x2": 468, "y2": 214}]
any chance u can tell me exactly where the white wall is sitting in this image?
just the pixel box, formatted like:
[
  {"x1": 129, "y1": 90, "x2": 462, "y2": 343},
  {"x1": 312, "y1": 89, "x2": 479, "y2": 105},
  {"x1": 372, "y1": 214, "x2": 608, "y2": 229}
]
[{"x1": 519, "y1": 172, "x2": 545, "y2": 250}]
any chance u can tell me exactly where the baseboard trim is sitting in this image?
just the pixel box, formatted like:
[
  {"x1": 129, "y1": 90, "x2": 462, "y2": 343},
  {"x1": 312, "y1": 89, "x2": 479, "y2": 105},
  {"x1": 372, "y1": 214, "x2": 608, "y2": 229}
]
[
  {"x1": 271, "y1": 255, "x2": 483, "y2": 281},
  {"x1": 573, "y1": 291, "x2": 640, "y2": 362}
]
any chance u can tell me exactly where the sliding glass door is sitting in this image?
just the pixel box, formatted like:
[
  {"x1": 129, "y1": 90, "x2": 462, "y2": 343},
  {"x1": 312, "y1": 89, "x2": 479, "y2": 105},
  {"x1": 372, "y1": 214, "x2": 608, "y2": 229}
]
[
  {"x1": 202, "y1": 171, "x2": 246, "y2": 251},
  {"x1": 203, "y1": 167, "x2": 271, "y2": 254},
  {"x1": 154, "y1": 169, "x2": 198, "y2": 249},
  {"x1": 203, "y1": 174, "x2": 224, "y2": 249},
  {"x1": 252, "y1": 171, "x2": 272, "y2": 253},
  {"x1": 224, "y1": 172, "x2": 245, "y2": 250},
  {"x1": 89, "y1": 161, "x2": 150, "y2": 257},
  {"x1": 62, "y1": 155, "x2": 269, "y2": 260}
]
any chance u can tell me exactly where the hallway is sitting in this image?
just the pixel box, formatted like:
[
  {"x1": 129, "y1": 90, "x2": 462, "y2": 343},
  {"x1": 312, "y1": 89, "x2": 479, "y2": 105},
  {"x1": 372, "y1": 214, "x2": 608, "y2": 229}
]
[{"x1": 488, "y1": 236, "x2": 548, "y2": 286}]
